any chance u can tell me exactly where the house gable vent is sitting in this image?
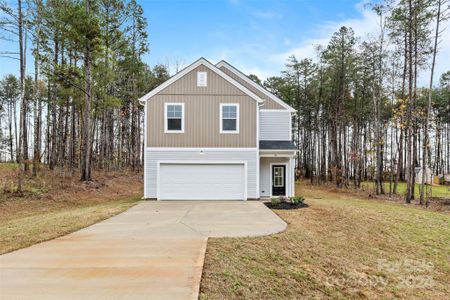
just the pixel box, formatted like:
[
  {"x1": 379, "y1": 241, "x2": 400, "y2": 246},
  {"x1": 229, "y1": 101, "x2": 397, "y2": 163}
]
[{"x1": 197, "y1": 71, "x2": 207, "y2": 87}]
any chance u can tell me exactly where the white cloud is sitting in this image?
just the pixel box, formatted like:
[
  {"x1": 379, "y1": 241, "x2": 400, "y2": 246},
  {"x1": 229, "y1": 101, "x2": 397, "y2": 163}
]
[
  {"x1": 240, "y1": 67, "x2": 274, "y2": 81},
  {"x1": 210, "y1": 2, "x2": 383, "y2": 80},
  {"x1": 269, "y1": 3, "x2": 381, "y2": 70},
  {"x1": 229, "y1": 1, "x2": 450, "y2": 86}
]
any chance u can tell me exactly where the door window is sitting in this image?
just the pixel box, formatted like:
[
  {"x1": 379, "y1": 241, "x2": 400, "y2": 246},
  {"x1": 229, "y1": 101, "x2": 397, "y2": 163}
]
[{"x1": 273, "y1": 166, "x2": 284, "y2": 187}]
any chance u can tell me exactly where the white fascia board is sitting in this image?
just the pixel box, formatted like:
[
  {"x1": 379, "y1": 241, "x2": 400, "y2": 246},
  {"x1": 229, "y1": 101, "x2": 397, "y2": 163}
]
[
  {"x1": 138, "y1": 58, "x2": 264, "y2": 104},
  {"x1": 216, "y1": 60, "x2": 296, "y2": 112},
  {"x1": 260, "y1": 154, "x2": 296, "y2": 158},
  {"x1": 158, "y1": 160, "x2": 247, "y2": 164},
  {"x1": 259, "y1": 149, "x2": 297, "y2": 157},
  {"x1": 259, "y1": 149, "x2": 298, "y2": 152},
  {"x1": 260, "y1": 109, "x2": 291, "y2": 112},
  {"x1": 146, "y1": 147, "x2": 257, "y2": 152}
]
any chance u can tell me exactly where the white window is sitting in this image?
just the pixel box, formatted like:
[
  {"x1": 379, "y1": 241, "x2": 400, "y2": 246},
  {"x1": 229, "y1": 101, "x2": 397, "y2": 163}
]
[
  {"x1": 164, "y1": 103, "x2": 184, "y2": 133},
  {"x1": 220, "y1": 103, "x2": 239, "y2": 134},
  {"x1": 197, "y1": 71, "x2": 207, "y2": 87}
]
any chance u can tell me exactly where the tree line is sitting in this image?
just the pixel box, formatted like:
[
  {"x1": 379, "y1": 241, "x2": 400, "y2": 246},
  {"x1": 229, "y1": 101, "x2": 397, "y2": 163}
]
[
  {"x1": 256, "y1": 0, "x2": 450, "y2": 204},
  {"x1": 0, "y1": 0, "x2": 169, "y2": 190},
  {"x1": 1, "y1": 0, "x2": 449, "y2": 205}
]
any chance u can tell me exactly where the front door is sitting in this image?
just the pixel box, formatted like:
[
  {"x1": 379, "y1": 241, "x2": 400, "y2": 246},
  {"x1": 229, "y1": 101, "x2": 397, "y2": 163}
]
[{"x1": 272, "y1": 165, "x2": 286, "y2": 196}]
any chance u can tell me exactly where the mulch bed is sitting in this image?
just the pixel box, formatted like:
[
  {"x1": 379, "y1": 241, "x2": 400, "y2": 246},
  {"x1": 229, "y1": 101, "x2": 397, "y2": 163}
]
[{"x1": 264, "y1": 202, "x2": 309, "y2": 210}]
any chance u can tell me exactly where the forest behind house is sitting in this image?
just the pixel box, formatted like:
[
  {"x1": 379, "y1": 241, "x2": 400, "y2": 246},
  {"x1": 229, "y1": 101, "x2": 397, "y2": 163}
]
[{"x1": 0, "y1": 0, "x2": 449, "y2": 206}]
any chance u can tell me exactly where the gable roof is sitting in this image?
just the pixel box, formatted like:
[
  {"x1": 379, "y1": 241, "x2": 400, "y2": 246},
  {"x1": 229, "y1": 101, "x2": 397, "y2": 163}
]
[
  {"x1": 216, "y1": 60, "x2": 296, "y2": 112},
  {"x1": 138, "y1": 58, "x2": 264, "y2": 104}
]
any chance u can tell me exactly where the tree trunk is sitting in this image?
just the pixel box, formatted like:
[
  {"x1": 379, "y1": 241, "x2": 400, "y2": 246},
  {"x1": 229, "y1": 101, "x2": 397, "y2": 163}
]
[
  {"x1": 405, "y1": 0, "x2": 414, "y2": 204},
  {"x1": 17, "y1": 0, "x2": 25, "y2": 192},
  {"x1": 33, "y1": 23, "x2": 40, "y2": 176},
  {"x1": 420, "y1": 0, "x2": 441, "y2": 206},
  {"x1": 81, "y1": 0, "x2": 92, "y2": 181}
]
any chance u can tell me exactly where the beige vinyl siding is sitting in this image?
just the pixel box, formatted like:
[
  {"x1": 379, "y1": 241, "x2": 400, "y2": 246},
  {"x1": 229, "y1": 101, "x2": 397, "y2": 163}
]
[
  {"x1": 218, "y1": 66, "x2": 286, "y2": 110},
  {"x1": 147, "y1": 95, "x2": 256, "y2": 147},
  {"x1": 159, "y1": 65, "x2": 245, "y2": 96}
]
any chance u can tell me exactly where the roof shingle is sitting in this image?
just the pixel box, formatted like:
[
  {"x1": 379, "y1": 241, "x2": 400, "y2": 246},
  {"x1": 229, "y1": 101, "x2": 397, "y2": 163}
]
[{"x1": 259, "y1": 140, "x2": 297, "y2": 150}]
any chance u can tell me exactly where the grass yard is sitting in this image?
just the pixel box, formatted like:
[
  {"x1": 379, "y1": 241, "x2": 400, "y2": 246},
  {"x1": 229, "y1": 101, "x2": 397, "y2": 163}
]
[
  {"x1": 0, "y1": 163, "x2": 142, "y2": 254},
  {"x1": 361, "y1": 181, "x2": 450, "y2": 199},
  {"x1": 200, "y1": 183, "x2": 450, "y2": 299}
]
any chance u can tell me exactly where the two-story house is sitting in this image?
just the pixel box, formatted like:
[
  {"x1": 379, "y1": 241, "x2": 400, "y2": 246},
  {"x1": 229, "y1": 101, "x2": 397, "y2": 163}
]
[{"x1": 139, "y1": 58, "x2": 296, "y2": 200}]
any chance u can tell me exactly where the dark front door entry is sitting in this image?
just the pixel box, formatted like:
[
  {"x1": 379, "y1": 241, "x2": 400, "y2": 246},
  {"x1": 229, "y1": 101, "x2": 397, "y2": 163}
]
[{"x1": 272, "y1": 165, "x2": 286, "y2": 196}]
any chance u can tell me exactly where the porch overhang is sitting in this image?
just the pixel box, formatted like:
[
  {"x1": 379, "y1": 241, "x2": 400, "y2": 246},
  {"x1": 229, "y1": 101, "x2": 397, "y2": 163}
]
[
  {"x1": 259, "y1": 140, "x2": 297, "y2": 157},
  {"x1": 259, "y1": 150, "x2": 297, "y2": 157}
]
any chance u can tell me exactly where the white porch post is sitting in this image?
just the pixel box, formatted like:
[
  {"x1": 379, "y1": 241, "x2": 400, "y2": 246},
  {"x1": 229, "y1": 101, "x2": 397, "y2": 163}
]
[{"x1": 290, "y1": 157, "x2": 295, "y2": 196}]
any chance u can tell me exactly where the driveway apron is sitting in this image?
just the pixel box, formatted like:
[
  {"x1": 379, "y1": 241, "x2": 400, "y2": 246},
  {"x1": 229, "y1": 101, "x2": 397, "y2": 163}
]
[{"x1": 0, "y1": 201, "x2": 286, "y2": 300}]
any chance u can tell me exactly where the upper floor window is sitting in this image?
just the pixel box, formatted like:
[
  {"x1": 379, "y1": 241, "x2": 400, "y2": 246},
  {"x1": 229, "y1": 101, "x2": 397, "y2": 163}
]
[
  {"x1": 165, "y1": 103, "x2": 184, "y2": 133},
  {"x1": 197, "y1": 72, "x2": 207, "y2": 87},
  {"x1": 220, "y1": 103, "x2": 239, "y2": 134}
]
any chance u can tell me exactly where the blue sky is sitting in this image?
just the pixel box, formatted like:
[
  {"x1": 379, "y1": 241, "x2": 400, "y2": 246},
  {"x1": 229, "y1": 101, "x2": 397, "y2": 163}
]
[
  {"x1": 1, "y1": 0, "x2": 449, "y2": 82},
  {"x1": 141, "y1": 0, "x2": 367, "y2": 77}
]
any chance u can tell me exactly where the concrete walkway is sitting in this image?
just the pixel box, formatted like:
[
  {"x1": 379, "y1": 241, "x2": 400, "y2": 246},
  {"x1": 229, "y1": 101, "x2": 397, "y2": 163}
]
[{"x1": 0, "y1": 201, "x2": 286, "y2": 300}]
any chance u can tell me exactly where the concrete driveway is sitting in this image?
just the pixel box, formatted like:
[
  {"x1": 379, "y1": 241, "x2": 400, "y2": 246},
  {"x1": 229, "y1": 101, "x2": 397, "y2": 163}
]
[{"x1": 0, "y1": 201, "x2": 286, "y2": 300}]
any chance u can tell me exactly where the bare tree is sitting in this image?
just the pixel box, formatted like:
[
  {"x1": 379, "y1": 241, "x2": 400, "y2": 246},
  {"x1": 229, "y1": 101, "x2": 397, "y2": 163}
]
[
  {"x1": 81, "y1": 0, "x2": 92, "y2": 181},
  {"x1": 420, "y1": 0, "x2": 447, "y2": 205}
]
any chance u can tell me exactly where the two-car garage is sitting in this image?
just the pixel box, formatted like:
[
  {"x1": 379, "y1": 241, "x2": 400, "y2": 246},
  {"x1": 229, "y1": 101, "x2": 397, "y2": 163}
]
[{"x1": 157, "y1": 162, "x2": 247, "y2": 200}]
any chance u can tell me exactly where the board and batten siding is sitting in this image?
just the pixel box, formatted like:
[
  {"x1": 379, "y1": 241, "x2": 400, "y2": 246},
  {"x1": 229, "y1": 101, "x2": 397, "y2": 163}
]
[
  {"x1": 218, "y1": 65, "x2": 286, "y2": 110},
  {"x1": 144, "y1": 149, "x2": 258, "y2": 199},
  {"x1": 147, "y1": 95, "x2": 256, "y2": 147},
  {"x1": 147, "y1": 64, "x2": 257, "y2": 148},
  {"x1": 159, "y1": 65, "x2": 245, "y2": 96},
  {"x1": 259, "y1": 110, "x2": 291, "y2": 140}
]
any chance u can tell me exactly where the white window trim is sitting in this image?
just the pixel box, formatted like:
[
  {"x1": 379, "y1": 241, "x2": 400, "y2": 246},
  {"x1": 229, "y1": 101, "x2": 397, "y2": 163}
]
[
  {"x1": 269, "y1": 162, "x2": 288, "y2": 197},
  {"x1": 164, "y1": 103, "x2": 185, "y2": 133},
  {"x1": 220, "y1": 103, "x2": 239, "y2": 134}
]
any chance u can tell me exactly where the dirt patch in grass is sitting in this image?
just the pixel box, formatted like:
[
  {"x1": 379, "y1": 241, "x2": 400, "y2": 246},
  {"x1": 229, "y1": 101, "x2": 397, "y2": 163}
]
[
  {"x1": 0, "y1": 164, "x2": 143, "y2": 254},
  {"x1": 200, "y1": 183, "x2": 450, "y2": 299}
]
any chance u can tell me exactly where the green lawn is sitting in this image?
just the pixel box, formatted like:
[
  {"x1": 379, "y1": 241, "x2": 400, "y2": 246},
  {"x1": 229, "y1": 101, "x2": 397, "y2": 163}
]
[
  {"x1": 361, "y1": 181, "x2": 450, "y2": 198},
  {"x1": 200, "y1": 183, "x2": 450, "y2": 299}
]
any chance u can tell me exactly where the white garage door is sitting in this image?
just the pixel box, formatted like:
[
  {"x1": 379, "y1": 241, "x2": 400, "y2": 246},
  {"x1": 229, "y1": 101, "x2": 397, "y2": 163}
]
[{"x1": 158, "y1": 163, "x2": 245, "y2": 200}]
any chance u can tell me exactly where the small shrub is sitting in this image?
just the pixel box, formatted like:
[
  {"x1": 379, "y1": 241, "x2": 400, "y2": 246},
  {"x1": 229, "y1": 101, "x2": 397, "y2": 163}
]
[
  {"x1": 279, "y1": 196, "x2": 290, "y2": 203},
  {"x1": 289, "y1": 196, "x2": 305, "y2": 205},
  {"x1": 271, "y1": 197, "x2": 281, "y2": 205}
]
